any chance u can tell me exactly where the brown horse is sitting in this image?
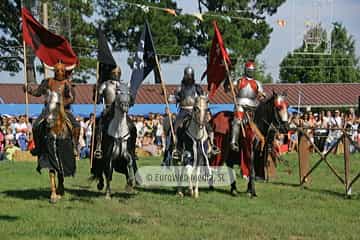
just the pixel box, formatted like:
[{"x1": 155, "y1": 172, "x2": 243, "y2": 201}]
[
  {"x1": 210, "y1": 92, "x2": 289, "y2": 196},
  {"x1": 37, "y1": 90, "x2": 75, "y2": 203}
]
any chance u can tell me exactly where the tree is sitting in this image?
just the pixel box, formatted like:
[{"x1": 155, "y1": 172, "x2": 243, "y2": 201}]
[
  {"x1": 96, "y1": 0, "x2": 194, "y2": 64},
  {"x1": 279, "y1": 22, "x2": 360, "y2": 83},
  {"x1": 97, "y1": 0, "x2": 285, "y2": 82},
  {"x1": 0, "y1": 0, "x2": 22, "y2": 74},
  {"x1": 0, "y1": 0, "x2": 96, "y2": 83}
]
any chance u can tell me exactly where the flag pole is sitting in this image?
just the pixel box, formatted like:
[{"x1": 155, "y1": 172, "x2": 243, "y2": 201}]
[
  {"x1": 90, "y1": 62, "x2": 99, "y2": 169},
  {"x1": 23, "y1": 41, "x2": 29, "y2": 121},
  {"x1": 154, "y1": 55, "x2": 177, "y2": 145},
  {"x1": 222, "y1": 57, "x2": 245, "y2": 137}
]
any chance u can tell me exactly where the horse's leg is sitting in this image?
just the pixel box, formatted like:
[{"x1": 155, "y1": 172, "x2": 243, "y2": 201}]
[
  {"x1": 104, "y1": 168, "x2": 112, "y2": 200},
  {"x1": 185, "y1": 165, "x2": 194, "y2": 197},
  {"x1": 175, "y1": 166, "x2": 184, "y2": 197},
  {"x1": 194, "y1": 166, "x2": 200, "y2": 199},
  {"x1": 49, "y1": 170, "x2": 58, "y2": 203},
  {"x1": 104, "y1": 156, "x2": 113, "y2": 199},
  {"x1": 125, "y1": 154, "x2": 135, "y2": 190},
  {"x1": 247, "y1": 149, "x2": 257, "y2": 197},
  {"x1": 56, "y1": 173, "x2": 65, "y2": 197},
  {"x1": 97, "y1": 175, "x2": 104, "y2": 191},
  {"x1": 208, "y1": 167, "x2": 214, "y2": 190},
  {"x1": 228, "y1": 166, "x2": 238, "y2": 196},
  {"x1": 124, "y1": 157, "x2": 135, "y2": 193}
]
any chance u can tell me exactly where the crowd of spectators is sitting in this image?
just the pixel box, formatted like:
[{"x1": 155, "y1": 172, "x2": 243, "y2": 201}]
[
  {"x1": 0, "y1": 108, "x2": 359, "y2": 161},
  {"x1": 282, "y1": 108, "x2": 360, "y2": 154}
]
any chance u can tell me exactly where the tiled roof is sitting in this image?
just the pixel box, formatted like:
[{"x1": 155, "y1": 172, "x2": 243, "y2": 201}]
[{"x1": 0, "y1": 83, "x2": 359, "y2": 107}]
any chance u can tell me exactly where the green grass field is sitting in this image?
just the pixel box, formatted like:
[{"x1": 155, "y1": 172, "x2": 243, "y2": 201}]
[{"x1": 0, "y1": 153, "x2": 359, "y2": 240}]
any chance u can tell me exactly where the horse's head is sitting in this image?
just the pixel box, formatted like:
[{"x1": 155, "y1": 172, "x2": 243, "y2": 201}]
[
  {"x1": 192, "y1": 94, "x2": 209, "y2": 128},
  {"x1": 45, "y1": 90, "x2": 62, "y2": 128},
  {"x1": 114, "y1": 82, "x2": 131, "y2": 113},
  {"x1": 273, "y1": 91, "x2": 289, "y2": 133}
]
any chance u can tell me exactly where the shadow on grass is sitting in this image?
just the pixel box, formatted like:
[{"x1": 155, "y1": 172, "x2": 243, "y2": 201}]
[
  {"x1": 65, "y1": 188, "x2": 103, "y2": 198},
  {"x1": 1, "y1": 188, "x2": 49, "y2": 200},
  {"x1": 136, "y1": 187, "x2": 178, "y2": 196},
  {"x1": 112, "y1": 191, "x2": 138, "y2": 199},
  {"x1": 270, "y1": 181, "x2": 301, "y2": 188},
  {"x1": 0, "y1": 215, "x2": 19, "y2": 222},
  {"x1": 303, "y1": 187, "x2": 350, "y2": 199}
]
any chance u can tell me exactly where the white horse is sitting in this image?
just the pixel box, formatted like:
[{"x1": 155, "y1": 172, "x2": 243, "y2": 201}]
[{"x1": 175, "y1": 95, "x2": 211, "y2": 198}]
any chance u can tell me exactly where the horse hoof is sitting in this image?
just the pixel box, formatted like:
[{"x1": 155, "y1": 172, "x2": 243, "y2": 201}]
[
  {"x1": 177, "y1": 191, "x2": 184, "y2": 198},
  {"x1": 189, "y1": 189, "x2": 194, "y2": 197},
  {"x1": 56, "y1": 187, "x2": 65, "y2": 196},
  {"x1": 97, "y1": 182, "x2": 104, "y2": 191},
  {"x1": 49, "y1": 195, "x2": 59, "y2": 204},
  {"x1": 194, "y1": 191, "x2": 199, "y2": 199},
  {"x1": 231, "y1": 189, "x2": 238, "y2": 197},
  {"x1": 209, "y1": 186, "x2": 215, "y2": 191},
  {"x1": 125, "y1": 185, "x2": 134, "y2": 193},
  {"x1": 105, "y1": 194, "x2": 111, "y2": 200},
  {"x1": 247, "y1": 192, "x2": 257, "y2": 198}
]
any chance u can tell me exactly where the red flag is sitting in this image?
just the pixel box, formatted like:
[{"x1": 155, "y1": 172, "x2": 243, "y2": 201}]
[
  {"x1": 21, "y1": 7, "x2": 78, "y2": 67},
  {"x1": 202, "y1": 21, "x2": 231, "y2": 98}
]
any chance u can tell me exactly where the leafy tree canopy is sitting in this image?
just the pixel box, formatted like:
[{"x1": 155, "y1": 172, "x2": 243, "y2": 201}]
[
  {"x1": 0, "y1": 0, "x2": 286, "y2": 83},
  {"x1": 279, "y1": 22, "x2": 360, "y2": 83}
]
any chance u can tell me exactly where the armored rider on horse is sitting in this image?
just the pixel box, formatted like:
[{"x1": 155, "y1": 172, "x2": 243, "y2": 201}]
[
  {"x1": 93, "y1": 66, "x2": 125, "y2": 157},
  {"x1": 229, "y1": 60, "x2": 266, "y2": 195},
  {"x1": 25, "y1": 60, "x2": 80, "y2": 157},
  {"x1": 170, "y1": 66, "x2": 219, "y2": 163},
  {"x1": 24, "y1": 60, "x2": 80, "y2": 203}
]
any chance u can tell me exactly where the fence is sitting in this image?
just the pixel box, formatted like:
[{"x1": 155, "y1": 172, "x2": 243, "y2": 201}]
[{"x1": 297, "y1": 127, "x2": 360, "y2": 197}]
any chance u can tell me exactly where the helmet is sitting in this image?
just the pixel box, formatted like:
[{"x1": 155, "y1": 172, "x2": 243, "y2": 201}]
[
  {"x1": 54, "y1": 60, "x2": 66, "y2": 81},
  {"x1": 182, "y1": 66, "x2": 195, "y2": 86},
  {"x1": 245, "y1": 61, "x2": 255, "y2": 79},
  {"x1": 111, "y1": 66, "x2": 121, "y2": 81}
]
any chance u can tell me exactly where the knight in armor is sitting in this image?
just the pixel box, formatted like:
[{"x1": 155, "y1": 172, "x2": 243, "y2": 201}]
[
  {"x1": 94, "y1": 66, "x2": 123, "y2": 157},
  {"x1": 25, "y1": 60, "x2": 80, "y2": 157},
  {"x1": 170, "y1": 66, "x2": 220, "y2": 163},
  {"x1": 93, "y1": 66, "x2": 137, "y2": 161},
  {"x1": 230, "y1": 61, "x2": 266, "y2": 152},
  {"x1": 174, "y1": 66, "x2": 204, "y2": 130},
  {"x1": 229, "y1": 61, "x2": 265, "y2": 195}
]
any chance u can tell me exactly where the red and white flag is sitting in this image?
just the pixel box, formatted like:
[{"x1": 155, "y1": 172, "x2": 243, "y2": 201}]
[
  {"x1": 21, "y1": 7, "x2": 78, "y2": 67},
  {"x1": 202, "y1": 21, "x2": 231, "y2": 98}
]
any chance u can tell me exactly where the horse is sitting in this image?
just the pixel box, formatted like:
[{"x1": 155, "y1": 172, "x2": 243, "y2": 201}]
[
  {"x1": 37, "y1": 90, "x2": 76, "y2": 203},
  {"x1": 210, "y1": 92, "x2": 289, "y2": 196},
  {"x1": 175, "y1": 94, "x2": 211, "y2": 198},
  {"x1": 91, "y1": 83, "x2": 138, "y2": 199}
]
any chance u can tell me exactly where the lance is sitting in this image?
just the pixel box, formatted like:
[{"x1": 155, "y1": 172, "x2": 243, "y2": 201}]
[
  {"x1": 222, "y1": 57, "x2": 246, "y2": 137},
  {"x1": 90, "y1": 62, "x2": 100, "y2": 169},
  {"x1": 153, "y1": 55, "x2": 177, "y2": 146}
]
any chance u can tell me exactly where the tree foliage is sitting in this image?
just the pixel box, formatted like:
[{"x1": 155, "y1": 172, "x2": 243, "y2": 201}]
[
  {"x1": 0, "y1": 0, "x2": 96, "y2": 83},
  {"x1": 0, "y1": 0, "x2": 22, "y2": 74},
  {"x1": 0, "y1": 0, "x2": 286, "y2": 84},
  {"x1": 279, "y1": 22, "x2": 360, "y2": 83},
  {"x1": 97, "y1": 0, "x2": 285, "y2": 82}
]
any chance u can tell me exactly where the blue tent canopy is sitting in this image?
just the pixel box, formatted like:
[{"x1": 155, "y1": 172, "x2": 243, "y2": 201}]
[
  {"x1": 0, "y1": 104, "x2": 235, "y2": 118},
  {"x1": 0, "y1": 104, "x2": 301, "y2": 118}
]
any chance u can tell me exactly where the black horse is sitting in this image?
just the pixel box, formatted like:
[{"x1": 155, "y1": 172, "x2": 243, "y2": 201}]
[
  {"x1": 91, "y1": 84, "x2": 138, "y2": 199},
  {"x1": 253, "y1": 92, "x2": 289, "y2": 180},
  {"x1": 211, "y1": 92, "x2": 289, "y2": 196}
]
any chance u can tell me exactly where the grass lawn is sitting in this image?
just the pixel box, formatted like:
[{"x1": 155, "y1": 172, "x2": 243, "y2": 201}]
[{"x1": 0, "y1": 152, "x2": 359, "y2": 240}]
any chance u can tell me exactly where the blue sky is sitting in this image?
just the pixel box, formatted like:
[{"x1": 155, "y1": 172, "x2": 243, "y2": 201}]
[{"x1": 1, "y1": 0, "x2": 359, "y2": 84}]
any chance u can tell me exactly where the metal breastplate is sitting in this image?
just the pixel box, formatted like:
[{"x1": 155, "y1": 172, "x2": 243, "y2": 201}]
[
  {"x1": 237, "y1": 79, "x2": 258, "y2": 108},
  {"x1": 180, "y1": 85, "x2": 198, "y2": 109},
  {"x1": 48, "y1": 79, "x2": 66, "y2": 95},
  {"x1": 48, "y1": 79, "x2": 71, "y2": 106},
  {"x1": 101, "y1": 81, "x2": 118, "y2": 107}
]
